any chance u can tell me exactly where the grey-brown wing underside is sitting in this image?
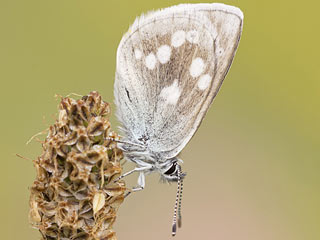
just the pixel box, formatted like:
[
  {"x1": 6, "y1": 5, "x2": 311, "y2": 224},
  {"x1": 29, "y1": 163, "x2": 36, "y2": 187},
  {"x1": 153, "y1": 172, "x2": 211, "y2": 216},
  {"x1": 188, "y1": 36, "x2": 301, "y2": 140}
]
[{"x1": 114, "y1": 3, "x2": 243, "y2": 159}]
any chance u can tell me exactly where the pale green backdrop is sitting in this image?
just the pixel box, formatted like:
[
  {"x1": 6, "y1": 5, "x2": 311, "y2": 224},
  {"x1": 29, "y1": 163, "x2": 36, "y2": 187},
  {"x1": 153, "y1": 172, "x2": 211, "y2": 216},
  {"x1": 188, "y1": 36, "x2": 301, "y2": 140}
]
[{"x1": 1, "y1": 0, "x2": 319, "y2": 239}]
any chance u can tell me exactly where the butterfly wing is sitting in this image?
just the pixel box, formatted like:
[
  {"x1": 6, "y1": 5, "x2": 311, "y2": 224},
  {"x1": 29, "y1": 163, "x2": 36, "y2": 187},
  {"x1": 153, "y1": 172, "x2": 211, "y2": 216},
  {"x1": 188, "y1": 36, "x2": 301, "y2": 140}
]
[{"x1": 114, "y1": 3, "x2": 243, "y2": 159}]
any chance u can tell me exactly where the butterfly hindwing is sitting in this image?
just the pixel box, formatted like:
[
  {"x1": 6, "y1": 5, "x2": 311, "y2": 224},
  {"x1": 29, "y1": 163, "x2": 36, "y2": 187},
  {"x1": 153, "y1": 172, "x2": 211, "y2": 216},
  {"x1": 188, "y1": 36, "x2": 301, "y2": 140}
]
[{"x1": 114, "y1": 3, "x2": 243, "y2": 159}]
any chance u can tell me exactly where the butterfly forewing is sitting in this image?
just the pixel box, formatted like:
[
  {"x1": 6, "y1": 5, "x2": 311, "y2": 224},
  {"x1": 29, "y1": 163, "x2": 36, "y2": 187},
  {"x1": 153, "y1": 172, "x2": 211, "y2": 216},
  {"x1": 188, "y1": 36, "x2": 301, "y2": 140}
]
[{"x1": 115, "y1": 4, "x2": 243, "y2": 159}]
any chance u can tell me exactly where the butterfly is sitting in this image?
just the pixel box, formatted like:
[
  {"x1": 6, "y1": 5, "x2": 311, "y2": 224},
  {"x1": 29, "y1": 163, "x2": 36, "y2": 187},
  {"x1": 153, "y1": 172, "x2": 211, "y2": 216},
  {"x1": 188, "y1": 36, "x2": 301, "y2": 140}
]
[{"x1": 112, "y1": 3, "x2": 243, "y2": 236}]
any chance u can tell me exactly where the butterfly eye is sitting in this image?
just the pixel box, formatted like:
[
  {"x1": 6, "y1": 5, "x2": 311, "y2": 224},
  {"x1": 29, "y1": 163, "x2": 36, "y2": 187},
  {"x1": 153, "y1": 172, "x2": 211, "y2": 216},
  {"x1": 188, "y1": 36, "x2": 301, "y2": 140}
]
[{"x1": 164, "y1": 163, "x2": 177, "y2": 175}]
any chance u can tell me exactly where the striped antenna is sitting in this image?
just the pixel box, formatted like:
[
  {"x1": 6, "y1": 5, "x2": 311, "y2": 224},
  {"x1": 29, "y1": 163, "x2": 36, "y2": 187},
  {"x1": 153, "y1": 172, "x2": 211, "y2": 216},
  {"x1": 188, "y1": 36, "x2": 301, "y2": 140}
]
[
  {"x1": 177, "y1": 175, "x2": 184, "y2": 228},
  {"x1": 172, "y1": 165, "x2": 182, "y2": 236}
]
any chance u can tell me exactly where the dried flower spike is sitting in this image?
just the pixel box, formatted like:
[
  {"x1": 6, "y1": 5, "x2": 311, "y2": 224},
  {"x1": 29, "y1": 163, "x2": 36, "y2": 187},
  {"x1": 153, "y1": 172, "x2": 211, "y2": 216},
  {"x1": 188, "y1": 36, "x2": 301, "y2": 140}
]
[{"x1": 29, "y1": 91, "x2": 125, "y2": 240}]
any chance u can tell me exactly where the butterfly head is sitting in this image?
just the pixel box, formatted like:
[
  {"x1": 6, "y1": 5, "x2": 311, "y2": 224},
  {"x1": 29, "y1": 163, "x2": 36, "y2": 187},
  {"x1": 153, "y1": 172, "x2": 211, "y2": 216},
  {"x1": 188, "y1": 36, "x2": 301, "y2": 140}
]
[{"x1": 160, "y1": 159, "x2": 186, "y2": 182}]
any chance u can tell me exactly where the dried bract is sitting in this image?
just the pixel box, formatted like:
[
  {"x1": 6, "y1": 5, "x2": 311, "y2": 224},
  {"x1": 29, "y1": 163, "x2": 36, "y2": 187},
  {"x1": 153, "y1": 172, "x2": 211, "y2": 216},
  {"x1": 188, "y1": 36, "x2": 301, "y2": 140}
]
[{"x1": 29, "y1": 91, "x2": 125, "y2": 240}]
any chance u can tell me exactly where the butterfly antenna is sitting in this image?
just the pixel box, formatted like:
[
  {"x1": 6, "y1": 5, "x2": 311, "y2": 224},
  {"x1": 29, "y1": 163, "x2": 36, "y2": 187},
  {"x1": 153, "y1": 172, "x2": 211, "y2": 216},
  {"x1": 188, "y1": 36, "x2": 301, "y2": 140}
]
[
  {"x1": 178, "y1": 175, "x2": 184, "y2": 228},
  {"x1": 172, "y1": 165, "x2": 182, "y2": 236}
]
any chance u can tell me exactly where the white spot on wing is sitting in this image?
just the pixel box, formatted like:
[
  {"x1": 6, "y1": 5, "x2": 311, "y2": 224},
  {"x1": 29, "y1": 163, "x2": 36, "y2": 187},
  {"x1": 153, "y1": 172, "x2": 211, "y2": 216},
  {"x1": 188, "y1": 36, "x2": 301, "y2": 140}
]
[
  {"x1": 157, "y1": 45, "x2": 171, "y2": 64},
  {"x1": 197, "y1": 74, "x2": 212, "y2": 90},
  {"x1": 186, "y1": 30, "x2": 199, "y2": 44},
  {"x1": 145, "y1": 52, "x2": 157, "y2": 70},
  {"x1": 134, "y1": 49, "x2": 142, "y2": 59},
  {"x1": 171, "y1": 30, "x2": 185, "y2": 48},
  {"x1": 160, "y1": 79, "x2": 181, "y2": 105},
  {"x1": 189, "y1": 57, "x2": 205, "y2": 78}
]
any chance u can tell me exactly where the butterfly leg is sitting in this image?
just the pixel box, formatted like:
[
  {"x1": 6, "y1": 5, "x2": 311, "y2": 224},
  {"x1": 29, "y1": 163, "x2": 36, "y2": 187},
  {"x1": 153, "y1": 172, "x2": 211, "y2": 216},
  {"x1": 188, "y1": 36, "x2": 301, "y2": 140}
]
[
  {"x1": 114, "y1": 166, "x2": 149, "y2": 183},
  {"x1": 125, "y1": 172, "x2": 145, "y2": 198}
]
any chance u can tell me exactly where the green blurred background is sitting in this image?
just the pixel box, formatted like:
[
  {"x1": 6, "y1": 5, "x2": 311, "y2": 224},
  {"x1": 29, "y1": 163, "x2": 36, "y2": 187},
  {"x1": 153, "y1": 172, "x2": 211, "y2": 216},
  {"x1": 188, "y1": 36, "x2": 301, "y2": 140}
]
[{"x1": 1, "y1": 0, "x2": 319, "y2": 239}]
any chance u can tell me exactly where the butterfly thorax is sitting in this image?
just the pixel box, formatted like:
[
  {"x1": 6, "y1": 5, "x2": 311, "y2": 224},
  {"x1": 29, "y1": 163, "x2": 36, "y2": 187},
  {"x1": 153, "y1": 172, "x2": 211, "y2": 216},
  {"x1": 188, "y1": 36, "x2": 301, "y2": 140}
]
[{"x1": 118, "y1": 141, "x2": 182, "y2": 182}]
